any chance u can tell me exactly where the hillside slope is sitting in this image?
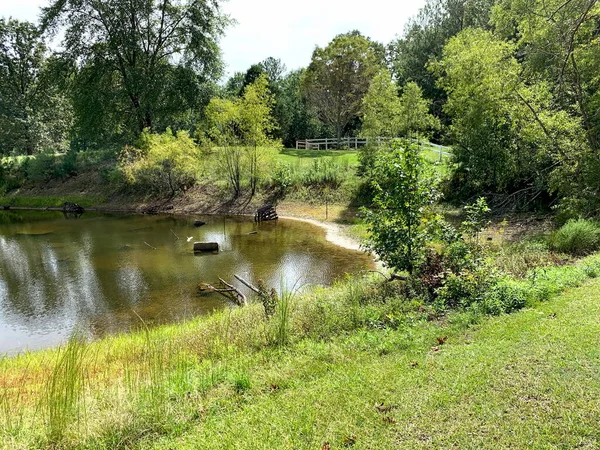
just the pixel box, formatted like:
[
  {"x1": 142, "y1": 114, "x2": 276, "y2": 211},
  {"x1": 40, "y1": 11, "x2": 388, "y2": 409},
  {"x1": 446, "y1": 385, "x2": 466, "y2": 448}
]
[{"x1": 144, "y1": 280, "x2": 600, "y2": 450}]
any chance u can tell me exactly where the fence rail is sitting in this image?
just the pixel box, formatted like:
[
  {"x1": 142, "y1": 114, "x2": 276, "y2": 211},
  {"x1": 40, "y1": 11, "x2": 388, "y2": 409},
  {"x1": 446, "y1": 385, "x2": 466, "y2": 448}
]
[{"x1": 296, "y1": 137, "x2": 452, "y2": 159}]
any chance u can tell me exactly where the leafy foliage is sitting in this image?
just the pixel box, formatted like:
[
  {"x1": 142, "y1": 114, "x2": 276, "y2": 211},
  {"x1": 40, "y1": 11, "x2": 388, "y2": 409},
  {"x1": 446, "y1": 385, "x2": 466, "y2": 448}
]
[
  {"x1": 0, "y1": 19, "x2": 72, "y2": 155},
  {"x1": 41, "y1": 0, "x2": 228, "y2": 140},
  {"x1": 119, "y1": 129, "x2": 201, "y2": 198},
  {"x1": 204, "y1": 75, "x2": 279, "y2": 196},
  {"x1": 301, "y1": 32, "x2": 381, "y2": 143},
  {"x1": 363, "y1": 140, "x2": 440, "y2": 274}
]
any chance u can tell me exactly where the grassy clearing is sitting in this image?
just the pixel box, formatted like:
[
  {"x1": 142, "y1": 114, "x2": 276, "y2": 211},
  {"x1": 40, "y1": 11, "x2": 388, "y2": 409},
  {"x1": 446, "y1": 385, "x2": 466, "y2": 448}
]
[{"x1": 1, "y1": 252, "x2": 600, "y2": 449}]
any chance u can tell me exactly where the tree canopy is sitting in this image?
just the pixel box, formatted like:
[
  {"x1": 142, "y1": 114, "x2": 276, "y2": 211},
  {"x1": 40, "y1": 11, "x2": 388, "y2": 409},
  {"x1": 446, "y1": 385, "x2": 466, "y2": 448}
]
[
  {"x1": 41, "y1": 0, "x2": 229, "y2": 142},
  {"x1": 301, "y1": 32, "x2": 381, "y2": 143}
]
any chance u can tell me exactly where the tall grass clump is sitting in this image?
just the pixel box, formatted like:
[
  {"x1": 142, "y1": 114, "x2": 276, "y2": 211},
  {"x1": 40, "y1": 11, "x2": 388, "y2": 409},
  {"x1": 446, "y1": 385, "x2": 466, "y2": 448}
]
[
  {"x1": 44, "y1": 334, "x2": 88, "y2": 442},
  {"x1": 274, "y1": 290, "x2": 294, "y2": 347},
  {"x1": 549, "y1": 219, "x2": 600, "y2": 256}
]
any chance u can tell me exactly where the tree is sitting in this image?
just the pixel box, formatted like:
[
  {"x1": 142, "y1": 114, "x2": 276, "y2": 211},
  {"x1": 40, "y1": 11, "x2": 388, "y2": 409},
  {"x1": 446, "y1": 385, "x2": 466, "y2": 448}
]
[
  {"x1": 41, "y1": 0, "x2": 228, "y2": 141},
  {"x1": 363, "y1": 140, "x2": 441, "y2": 274},
  {"x1": 301, "y1": 32, "x2": 381, "y2": 145},
  {"x1": 361, "y1": 69, "x2": 402, "y2": 138},
  {"x1": 276, "y1": 69, "x2": 324, "y2": 148},
  {"x1": 435, "y1": 28, "x2": 581, "y2": 201},
  {"x1": 238, "y1": 75, "x2": 277, "y2": 195},
  {"x1": 205, "y1": 75, "x2": 277, "y2": 197},
  {"x1": 362, "y1": 71, "x2": 439, "y2": 139},
  {"x1": 0, "y1": 19, "x2": 71, "y2": 155},
  {"x1": 492, "y1": 0, "x2": 600, "y2": 216},
  {"x1": 224, "y1": 71, "x2": 245, "y2": 98},
  {"x1": 389, "y1": 0, "x2": 495, "y2": 116},
  {"x1": 241, "y1": 64, "x2": 265, "y2": 93},
  {"x1": 397, "y1": 82, "x2": 439, "y2": 138}
]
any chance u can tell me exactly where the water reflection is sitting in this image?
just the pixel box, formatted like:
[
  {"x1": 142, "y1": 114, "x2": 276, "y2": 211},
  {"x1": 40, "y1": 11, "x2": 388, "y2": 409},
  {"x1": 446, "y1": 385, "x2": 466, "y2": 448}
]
[{"x1": 0, "y1": 211, "x2": 374, "y2": 354}]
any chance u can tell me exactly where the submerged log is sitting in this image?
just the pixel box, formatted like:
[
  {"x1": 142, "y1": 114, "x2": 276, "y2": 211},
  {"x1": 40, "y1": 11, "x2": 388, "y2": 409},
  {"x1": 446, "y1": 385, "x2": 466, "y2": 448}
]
[{"x1": 194, "y1": 242, "x2": 219, "y2": 253}]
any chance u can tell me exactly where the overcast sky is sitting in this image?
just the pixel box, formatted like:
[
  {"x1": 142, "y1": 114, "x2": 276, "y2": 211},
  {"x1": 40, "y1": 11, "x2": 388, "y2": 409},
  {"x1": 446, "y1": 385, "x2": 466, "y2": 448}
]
[{"x1": 1, "y1": 0, "x2": 425, "y2": 78}]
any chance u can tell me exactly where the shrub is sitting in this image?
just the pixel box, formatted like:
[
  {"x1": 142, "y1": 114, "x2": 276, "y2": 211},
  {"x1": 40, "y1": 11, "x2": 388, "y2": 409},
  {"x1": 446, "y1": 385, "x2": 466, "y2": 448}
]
[
  {"x1": 119, "y1": 129, "x2": 201, "y2": 198},
  {"x1": 480, "y1": 279, "x2": 528, "y2": 315},
  {"x1": 549, "y1": 219, "x2": 600, "y2": 256},
  {"x1": 272, "y1": 163, "x2": 295, "y2": 193}
]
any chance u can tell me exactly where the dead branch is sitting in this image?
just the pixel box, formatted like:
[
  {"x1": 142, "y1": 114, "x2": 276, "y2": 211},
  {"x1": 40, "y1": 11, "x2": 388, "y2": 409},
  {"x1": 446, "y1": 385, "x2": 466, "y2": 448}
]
[{"x1": 234, "y1": 274, "x2": 260, "y2": 294}]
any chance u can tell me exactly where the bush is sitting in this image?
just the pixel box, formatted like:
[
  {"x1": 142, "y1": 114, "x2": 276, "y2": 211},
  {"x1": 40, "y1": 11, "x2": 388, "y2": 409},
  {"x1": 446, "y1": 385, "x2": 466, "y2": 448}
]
[
  {"x1": 480, "y1": 279, "x2": 528, "y2": 315},
  {"x1": 119, "y1": 129, "x2": 201, "y2": 198},
  {"x1": 549, "y1": 219, "x2": 600, "y2": 256}
]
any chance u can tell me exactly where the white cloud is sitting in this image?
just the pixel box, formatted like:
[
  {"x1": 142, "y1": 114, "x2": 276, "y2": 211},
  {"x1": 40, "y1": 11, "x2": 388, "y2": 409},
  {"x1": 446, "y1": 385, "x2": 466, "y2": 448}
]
[{"x1": 0, "y1": 0, "x2": 425, "y2": 77}]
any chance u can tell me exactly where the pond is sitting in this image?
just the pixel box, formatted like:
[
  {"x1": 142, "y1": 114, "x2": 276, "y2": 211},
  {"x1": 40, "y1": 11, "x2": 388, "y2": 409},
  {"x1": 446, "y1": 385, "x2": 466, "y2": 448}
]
[{"x1": 0, "y1": 211, "x2": 374, "y2": 354}]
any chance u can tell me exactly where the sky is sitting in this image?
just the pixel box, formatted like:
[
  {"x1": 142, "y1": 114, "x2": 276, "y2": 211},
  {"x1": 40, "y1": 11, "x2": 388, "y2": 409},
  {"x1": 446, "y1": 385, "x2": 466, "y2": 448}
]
[{"x1": 1, "y1": 0, "x2": 426, "y2": 78}]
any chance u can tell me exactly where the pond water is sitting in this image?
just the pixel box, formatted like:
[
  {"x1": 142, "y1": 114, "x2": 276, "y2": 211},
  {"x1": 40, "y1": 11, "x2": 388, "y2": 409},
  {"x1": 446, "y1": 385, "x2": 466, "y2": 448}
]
[{"x1": 0, "y1": 211, "x2": 374, "y2": 355}]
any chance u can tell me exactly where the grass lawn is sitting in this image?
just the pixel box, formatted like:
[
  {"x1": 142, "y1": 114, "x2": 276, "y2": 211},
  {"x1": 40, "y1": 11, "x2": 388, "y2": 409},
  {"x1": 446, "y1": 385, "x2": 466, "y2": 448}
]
[
  {"x1": 146, "y1": 279, "x2": 600, "y2": 450},
  {"x1": 276, "y1": 149, "x2": 360, "y2": 169}
]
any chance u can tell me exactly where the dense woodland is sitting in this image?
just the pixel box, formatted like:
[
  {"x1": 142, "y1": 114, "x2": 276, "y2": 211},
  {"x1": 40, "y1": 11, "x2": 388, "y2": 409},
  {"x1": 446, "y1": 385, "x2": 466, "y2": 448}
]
[{"x1": 1, "y1": 0, "x2": 600, "y2": 219}]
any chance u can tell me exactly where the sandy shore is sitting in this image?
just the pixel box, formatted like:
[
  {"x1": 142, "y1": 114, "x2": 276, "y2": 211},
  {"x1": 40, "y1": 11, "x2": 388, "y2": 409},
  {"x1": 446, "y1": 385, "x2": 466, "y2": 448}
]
[{"x1": 280, "y1": 215, "x2": 364, "y2": 252}]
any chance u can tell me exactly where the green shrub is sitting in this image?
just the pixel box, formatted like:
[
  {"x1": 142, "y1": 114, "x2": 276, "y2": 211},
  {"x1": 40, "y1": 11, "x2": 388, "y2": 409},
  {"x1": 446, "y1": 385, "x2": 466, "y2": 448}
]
[
  {"x1": 272, "y1": 163, "x2": 295, "y2": 192},
  {"x1": 119, "y1": 129, "x2": 201, "y2": 198},
  {"x1": 480, "y1": 279, "x2": 528, "y2": 315},
  {"x1": 549, "y1": 219, "x2": 600, "y2": 256},
  {"x1": 27, "y1": 152, "x2": 59, "y2": 183}
]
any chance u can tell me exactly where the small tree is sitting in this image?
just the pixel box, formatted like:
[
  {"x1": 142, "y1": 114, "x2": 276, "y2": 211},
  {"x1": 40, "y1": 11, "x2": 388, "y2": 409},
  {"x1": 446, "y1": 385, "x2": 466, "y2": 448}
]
[
  {"x1": 363, "y1": 140, "x2": 440, "y2": 274},
  {"x1": 397, "y1": 82, "x2": 439, "y2": 139},
  {"x1": 361, "y1": 69, "x2": 402, "y2": 139},
  {"x1": 239, "y1": 74, "x2": 277, "y2": 195},
  {"x1": 205, "y1": 75, "x2": 277, "y2": 197}
]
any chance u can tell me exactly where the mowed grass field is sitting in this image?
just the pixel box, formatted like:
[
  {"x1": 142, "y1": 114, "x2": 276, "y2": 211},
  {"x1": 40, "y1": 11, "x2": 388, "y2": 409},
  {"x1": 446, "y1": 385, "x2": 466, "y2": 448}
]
[
  {"x1": 143, "y1": 281, "x2": 600, "y2": 449},
  {"x1": 276, "y1": 143, "x2": 451, "y2": 168}
]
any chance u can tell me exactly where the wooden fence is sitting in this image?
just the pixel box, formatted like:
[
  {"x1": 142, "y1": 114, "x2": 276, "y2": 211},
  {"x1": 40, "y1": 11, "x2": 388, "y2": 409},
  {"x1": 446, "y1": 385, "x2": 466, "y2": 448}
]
[{"x1": 296, "y1": 137, "x2": 452, "y2": 160}]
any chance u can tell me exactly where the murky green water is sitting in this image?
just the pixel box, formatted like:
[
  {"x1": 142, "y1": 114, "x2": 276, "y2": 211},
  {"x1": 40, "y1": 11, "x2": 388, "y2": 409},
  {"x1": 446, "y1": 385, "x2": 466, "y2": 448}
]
[{"x1": 0, "y1": 211, "x2": 373, "y2": 354}]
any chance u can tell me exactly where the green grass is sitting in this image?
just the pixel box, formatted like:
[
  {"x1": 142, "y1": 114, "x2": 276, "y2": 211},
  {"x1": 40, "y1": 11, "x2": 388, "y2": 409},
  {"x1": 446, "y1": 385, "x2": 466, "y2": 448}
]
[
  {"x1": 0, "y1": 195, "x2": 106, "y2": 208},
  {"x1": 2, "y1": 252, "x2": 600, "y2": 449}
]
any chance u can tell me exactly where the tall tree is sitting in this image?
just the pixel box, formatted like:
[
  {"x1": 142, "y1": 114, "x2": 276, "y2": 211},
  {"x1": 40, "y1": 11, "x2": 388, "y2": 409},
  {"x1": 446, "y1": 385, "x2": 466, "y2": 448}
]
[
  {"x1": 41, "y1": 0, "x2": 228, "y2": 141},
  {"x1": 301, "y1": 32, "x2": 381, "y2": 145},
  {"x1": 389, "y1": 0, "x2": 495, "y2": 117},
  {"x1": 362, "y1": 70, "x2": 439, "y2": 139},
  {"x1": 0, "y1": 19, "x2": 71, "y2": 155}
]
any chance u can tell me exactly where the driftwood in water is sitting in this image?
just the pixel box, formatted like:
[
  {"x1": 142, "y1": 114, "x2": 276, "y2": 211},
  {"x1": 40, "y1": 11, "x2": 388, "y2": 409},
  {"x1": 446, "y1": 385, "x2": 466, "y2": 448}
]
[
  {"x1": 255, "y1": 204, "x2": 278, "y2": 222},
  {"x1": 234, "y1": 274, "x2": 260, "y2": 294},
  {"x1": 194, "y1": 242, "x2": 219, "y2": 253},
  {"x1": 198, "y1": 278, "x2": 247, "y2": 306}
]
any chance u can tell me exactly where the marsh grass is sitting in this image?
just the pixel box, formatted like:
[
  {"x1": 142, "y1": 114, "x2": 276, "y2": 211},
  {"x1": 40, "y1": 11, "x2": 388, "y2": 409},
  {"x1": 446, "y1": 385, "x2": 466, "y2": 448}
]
[{"x1": 43, "y1": 334, "x2": 87, "y2": 442}]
